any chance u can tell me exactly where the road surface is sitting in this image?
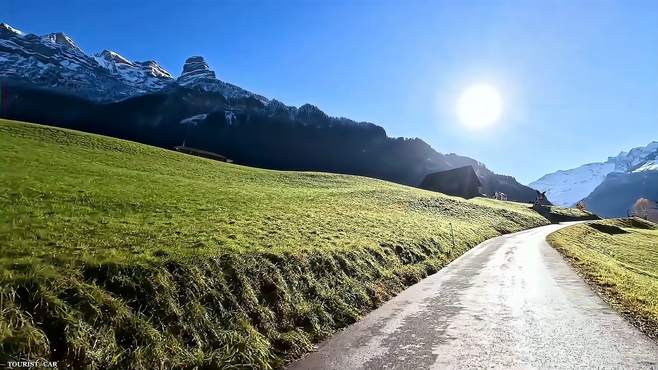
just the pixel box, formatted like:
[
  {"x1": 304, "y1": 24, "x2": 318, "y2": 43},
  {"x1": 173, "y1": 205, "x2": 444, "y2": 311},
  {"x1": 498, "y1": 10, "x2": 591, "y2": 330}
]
[{"x1": 289, "y1": 223, "x2": 658, "y2": 369}]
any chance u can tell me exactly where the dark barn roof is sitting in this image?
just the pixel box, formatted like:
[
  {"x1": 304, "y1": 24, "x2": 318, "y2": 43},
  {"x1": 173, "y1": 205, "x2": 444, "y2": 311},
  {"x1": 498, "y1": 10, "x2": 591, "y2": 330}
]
[
  {"x1": 419, "y1": 166, "x2": 482, "y2": 199},
  {"x1": 174, "y1": 146, "x2": 231, "y2": 162}
]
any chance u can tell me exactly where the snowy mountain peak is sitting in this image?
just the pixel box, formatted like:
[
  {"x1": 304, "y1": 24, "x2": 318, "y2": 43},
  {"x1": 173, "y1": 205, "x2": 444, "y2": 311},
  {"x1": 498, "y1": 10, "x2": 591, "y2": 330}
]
[
  {"x1": 92, "y1": 50, "x2": 173, "y2": 91},
  {"x1": 0, "y1": 22, "x2": 176, "y2": 101},
  {"x1": 0, "y1": 23, "x2": 23, "y2": 36},
  {"x1": 0, "y1": 24, "x2": 267, "y2": 103},
  {"x1": 96, "y1": 49, "x2": 133, "y2": 65},
  {"x1": 136, "y1": 60, "x2": 173, "y2": 79},
  {"x1": 44, "y1": 32, "x2": 79, "y2": 50},
  {"x1": 530, "y1": 141, "x2": 658, "y2": 206},
  {"x1": 94, "y1": 50, "x2": 173, "y2": 81}
]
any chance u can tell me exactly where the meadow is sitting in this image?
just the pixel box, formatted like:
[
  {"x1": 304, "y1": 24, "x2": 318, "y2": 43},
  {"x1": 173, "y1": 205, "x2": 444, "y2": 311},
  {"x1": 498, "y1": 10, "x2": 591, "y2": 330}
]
[
  {"x1": 0, "y1": 119, "x2": 551, "y2": 368},
  {"x1": 547, "y1": 218, "x2": 658, "y2": 340}
]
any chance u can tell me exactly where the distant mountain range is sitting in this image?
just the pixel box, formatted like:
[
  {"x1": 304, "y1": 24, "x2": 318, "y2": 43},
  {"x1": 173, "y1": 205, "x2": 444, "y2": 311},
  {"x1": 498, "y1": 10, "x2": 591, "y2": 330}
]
[
  {"x1": 0, "y1": 23, "x2": 540, "y2": 202},
  {"x1": 530, "y1": 142, "x2": 658, "y2": 216}
]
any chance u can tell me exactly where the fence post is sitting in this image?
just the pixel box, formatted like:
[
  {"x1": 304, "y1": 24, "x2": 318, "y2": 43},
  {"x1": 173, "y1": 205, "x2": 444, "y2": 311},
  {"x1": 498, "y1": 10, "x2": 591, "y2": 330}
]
[{"x1": 450, "y1": 222, "x2": 456, "y2": 251}]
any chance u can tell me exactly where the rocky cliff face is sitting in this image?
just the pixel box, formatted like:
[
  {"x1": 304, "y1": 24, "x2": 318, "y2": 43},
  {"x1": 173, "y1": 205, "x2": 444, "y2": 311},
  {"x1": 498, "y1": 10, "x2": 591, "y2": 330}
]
[
  {"x1": 0, "y1": 23, "x2": 170, "y2": 101},
  {"x1": 0, "y1": 22, "x2": 272, "y2": 104},
  {"x1": 0, "y1": 23, "x2": 142, "y2": 101},
  {"x1": 178, "y1": 56, "x2": 215, "y2": 83}
]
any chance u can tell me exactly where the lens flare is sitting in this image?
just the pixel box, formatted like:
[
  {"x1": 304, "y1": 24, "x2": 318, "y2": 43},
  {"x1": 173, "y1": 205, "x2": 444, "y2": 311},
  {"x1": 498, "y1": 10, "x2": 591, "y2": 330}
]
[{"x1": 457, "y1": 85, "x2": 502, "y2": 128}]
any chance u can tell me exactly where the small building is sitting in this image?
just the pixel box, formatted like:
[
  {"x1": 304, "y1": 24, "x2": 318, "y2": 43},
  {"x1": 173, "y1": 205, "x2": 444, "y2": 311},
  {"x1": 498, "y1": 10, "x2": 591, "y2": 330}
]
[
  {"x1": 419, "y1": 166, "x2": 482, "y2": 199},
  {"x1": 494, "y1": 192, "x2": 508, "y2": 201},
  {"x1": 174, "y1": 145, "x2": 233, "y2": 163}
]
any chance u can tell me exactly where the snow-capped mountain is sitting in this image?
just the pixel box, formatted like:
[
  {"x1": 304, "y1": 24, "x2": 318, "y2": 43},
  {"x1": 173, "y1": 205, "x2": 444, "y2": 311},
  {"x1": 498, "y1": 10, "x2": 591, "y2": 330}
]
[
  {"x1": 0, "y1": 23, "x2": 174, "y2": 101},
  {"x1": 0, "y1": 23, "x2": 22, "y2": 35},
  {"x1": 94, "y1": 49, "x2": 173, "y2": 90},
  {"x1": 0, "y1": 23, "x2": 266, "y2": 103},
  {"x1": 0, "y1": 22, "x2": 378, "y2": 127},
  {"x1": 529, "y1": 141, "x2": 658, "y2": 206}
]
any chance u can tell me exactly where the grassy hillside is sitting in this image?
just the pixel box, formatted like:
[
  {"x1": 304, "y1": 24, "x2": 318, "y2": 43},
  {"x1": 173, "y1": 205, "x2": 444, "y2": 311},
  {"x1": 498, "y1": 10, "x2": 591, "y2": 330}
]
[
  {"x1": 547, "y1": 219, "x2": 658, "y2": 339},
  {"x1": 543, "y1": 205, "x2": 600, "y2": 223},
  {"x1": 0, "y1": 119, "x2": 550, "y2": 369}
]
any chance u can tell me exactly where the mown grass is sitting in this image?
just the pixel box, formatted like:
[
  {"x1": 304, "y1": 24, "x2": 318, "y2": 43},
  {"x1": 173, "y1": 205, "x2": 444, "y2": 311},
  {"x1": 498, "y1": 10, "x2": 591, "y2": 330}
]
[
  {"x1": 0, "y1": 119, "x2": 551, "y2": 368},
  {"x1": 547, "y1": 205, "x2": 598, "y2": 220},
  {"x1": 532, "y1": 204, "x2": 600, "y2": 223},
  {"x1": 547, "y1": 218, "x2": 658, "y2": 339}
]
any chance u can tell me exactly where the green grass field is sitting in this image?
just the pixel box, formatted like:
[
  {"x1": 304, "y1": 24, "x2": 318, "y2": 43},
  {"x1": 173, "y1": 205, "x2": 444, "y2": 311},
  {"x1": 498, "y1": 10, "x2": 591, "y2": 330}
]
[
  {"x1": 0, "y1": 119, "x2": 552, "y2": 368},
  {"x1": 546, "y1": 205, "x2": 598, "y2": 221},
  {"x1": 531, "y1": 204, "x2": 600, "y2": 223},
  {"x1": 547, "y1": 218, "x2": 658, "y2": 339}
]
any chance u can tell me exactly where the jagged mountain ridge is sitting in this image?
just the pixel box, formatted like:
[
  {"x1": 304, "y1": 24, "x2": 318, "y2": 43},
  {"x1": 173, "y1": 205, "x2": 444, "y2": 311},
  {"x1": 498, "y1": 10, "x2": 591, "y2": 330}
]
[
  {"x1": 0, "y1": 23, "x2": 264, "y2": 103},
  {"x1": 0, "y1": 23, "x2": 172, "y2": 100},
  {"x1": 0, "y1": 22, "x2": 541, "y2": 202}
]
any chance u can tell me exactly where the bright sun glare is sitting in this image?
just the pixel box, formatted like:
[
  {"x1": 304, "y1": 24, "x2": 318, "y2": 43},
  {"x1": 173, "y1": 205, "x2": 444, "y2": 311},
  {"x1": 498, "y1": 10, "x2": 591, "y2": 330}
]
[{"x1": 457, "y1": 85, "x2": 502, "y2": 129}]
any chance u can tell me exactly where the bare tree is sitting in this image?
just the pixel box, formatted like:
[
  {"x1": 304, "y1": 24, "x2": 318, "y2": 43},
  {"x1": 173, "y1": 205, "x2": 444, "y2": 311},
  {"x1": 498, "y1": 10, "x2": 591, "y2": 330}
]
[
  {"x1": 647, "y1": 200, "x2": 658, "y2": 223},
  {"x1": 632, "y1": 198, "x2": 651, "y2": 220}
]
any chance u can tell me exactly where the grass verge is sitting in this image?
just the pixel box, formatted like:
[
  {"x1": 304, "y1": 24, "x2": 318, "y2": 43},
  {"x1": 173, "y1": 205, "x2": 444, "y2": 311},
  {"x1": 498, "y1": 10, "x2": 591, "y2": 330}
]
[
  {"x1": 1, "y1": 119, "x2": 551, "y2": 368},
  {"x1": 547, "y1": 218, "x2": 658, "y2": 340}
]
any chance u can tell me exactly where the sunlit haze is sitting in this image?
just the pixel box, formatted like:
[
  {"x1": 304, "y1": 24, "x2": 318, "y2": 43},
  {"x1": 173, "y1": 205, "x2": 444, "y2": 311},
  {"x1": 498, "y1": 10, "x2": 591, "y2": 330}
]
[{"x1": 457, "y1": 85, "x2": 502, "y2": 129}]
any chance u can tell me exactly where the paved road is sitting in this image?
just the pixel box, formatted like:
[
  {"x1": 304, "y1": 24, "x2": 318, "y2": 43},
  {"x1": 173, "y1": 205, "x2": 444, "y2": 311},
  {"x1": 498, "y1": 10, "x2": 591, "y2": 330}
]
[{"x1": 289, "y1": 223, "x2": 658, "y2": 369}]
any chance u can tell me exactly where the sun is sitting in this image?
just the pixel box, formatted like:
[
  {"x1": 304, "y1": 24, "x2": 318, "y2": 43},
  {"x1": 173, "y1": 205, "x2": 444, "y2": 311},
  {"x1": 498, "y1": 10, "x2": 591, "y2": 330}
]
[{"x1": 457, "y1": 84, "x2": 502, "y2": 129}]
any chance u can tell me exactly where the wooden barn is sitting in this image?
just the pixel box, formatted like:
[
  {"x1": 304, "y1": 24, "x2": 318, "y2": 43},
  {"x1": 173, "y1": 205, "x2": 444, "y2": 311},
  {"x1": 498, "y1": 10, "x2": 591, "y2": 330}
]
[{"x1": 419, "y1": 166, "x2": 482, "y2": 199}]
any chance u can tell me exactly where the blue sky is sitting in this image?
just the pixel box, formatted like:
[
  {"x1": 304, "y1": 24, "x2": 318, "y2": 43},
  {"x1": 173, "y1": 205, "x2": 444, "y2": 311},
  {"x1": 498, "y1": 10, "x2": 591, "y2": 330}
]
[{"x1": 3, "y1": 0, "x2": 657, "y2": 183}]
